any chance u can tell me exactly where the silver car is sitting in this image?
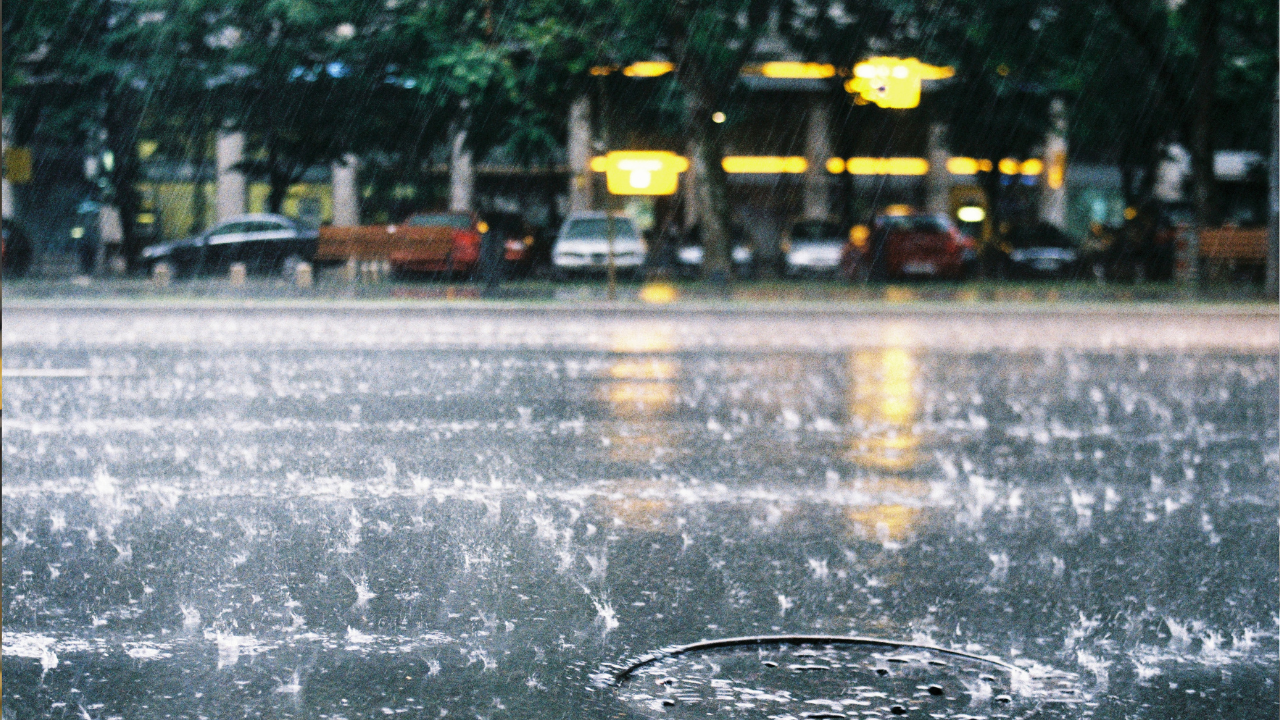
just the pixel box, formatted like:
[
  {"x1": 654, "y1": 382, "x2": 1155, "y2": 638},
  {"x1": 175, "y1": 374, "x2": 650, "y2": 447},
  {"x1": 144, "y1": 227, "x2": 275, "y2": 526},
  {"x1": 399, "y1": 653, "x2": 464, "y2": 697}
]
[
  {"x1": 783, "y1": 219, "x2": 846, "y2": 276},
  {"x1": 551, "y1": 213, "x2": 647, "y2": 274}
]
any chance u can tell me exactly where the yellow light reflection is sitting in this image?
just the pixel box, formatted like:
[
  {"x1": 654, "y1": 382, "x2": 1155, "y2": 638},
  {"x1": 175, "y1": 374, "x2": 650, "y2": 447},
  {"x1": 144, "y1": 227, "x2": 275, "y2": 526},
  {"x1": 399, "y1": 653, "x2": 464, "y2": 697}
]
[
  {"x1": 1020, "y1": 158, "x2": 1044, "y2": 176},
  {"x1": 588, "y1": 479, "x2": 683, "y2": 533},
  {"x1": 602, "y1": 328, "x2": 680, "y2": 460},
  {"x1": 639, "y1": 282, "x2": 679, "y2": 304},
  {"x1": 825, "y1": 157, "x2": 847, "y2": 174},
  {"x1": 846, "y1": 347, "x2": 921, "y2": 473},
  {"x1": 608, "y1": 358, "x2": 677, "y2": 381},
  {"x1": 845, "y1": 504, "x2": 921, "y2": 543},
  {"x1": 998, "y1": 158, "x2": 1021, "y2": 175}
]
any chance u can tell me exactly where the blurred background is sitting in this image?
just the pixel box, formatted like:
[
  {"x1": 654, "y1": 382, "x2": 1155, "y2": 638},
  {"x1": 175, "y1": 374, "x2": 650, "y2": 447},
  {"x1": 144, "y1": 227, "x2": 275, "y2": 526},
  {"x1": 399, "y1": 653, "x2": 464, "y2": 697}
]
[{"x1": 2, "y1": 0, "x2": 1276, "y2": 292}]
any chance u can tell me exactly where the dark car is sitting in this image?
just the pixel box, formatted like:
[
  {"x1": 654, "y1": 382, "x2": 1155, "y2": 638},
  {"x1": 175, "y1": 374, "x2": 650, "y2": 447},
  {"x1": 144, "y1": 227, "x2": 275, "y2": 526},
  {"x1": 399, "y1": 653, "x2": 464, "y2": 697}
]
[
  {"x1": 482, "y1": 212, "x2": 542, "y2": 278},
  {"x1": 2, "y1": 219, "x2": 35, "y2": 277},
  {"x1": 995, "y1": 222, "x2": 1084, "y2": 279},
  {"x1": 675, "y1": 222, "x2": 754, "y2": 278},
  {"x1": 140, "y1": 213, "x2": 318, "y2": 277},
  {"x1": 1082, "y1": 202, "x2": 1183, "y2": 282},
  {"x1": 855, "y1": 213, "x2": 977, "y2": 281}
]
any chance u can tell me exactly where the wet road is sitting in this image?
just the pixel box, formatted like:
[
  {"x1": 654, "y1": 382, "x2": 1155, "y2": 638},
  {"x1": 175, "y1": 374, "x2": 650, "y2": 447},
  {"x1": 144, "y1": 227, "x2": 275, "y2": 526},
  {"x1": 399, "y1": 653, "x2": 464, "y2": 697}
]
[{"x1": 3, "y1": 303, "x2": 1277, "y2": 720}]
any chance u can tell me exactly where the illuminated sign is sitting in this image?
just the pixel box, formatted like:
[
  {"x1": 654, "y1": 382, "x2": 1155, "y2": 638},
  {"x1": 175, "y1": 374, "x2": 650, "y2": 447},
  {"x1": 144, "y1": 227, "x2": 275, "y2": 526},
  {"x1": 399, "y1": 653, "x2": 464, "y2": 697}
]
[
  {"x1": 846, "y1": 57, "x2": 955, "y2": 109},
  {"x1": 591, "y1": 151, "x2": 688, "y2": 195},
  {"x1": 754, "y1": 62, "x2": 836, "y2": 79},
  {"x1": 946, "y1": 157, "x2": 993, "y2": 174},
  {"x1": 622, "y1": 61, "x2": 673, "y2": 77},
  {"x1": 721, "y1": 156, "x2": 808, "y2": 174},
  {"x1": 844, "y1": 157, "x2": 930, "y2": 175}
]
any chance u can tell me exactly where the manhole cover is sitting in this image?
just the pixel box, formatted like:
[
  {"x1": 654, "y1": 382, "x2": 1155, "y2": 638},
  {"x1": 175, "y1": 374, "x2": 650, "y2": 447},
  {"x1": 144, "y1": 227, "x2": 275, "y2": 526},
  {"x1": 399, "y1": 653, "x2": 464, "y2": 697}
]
[{"x1": 603, "y1": 635, "x2": 1084, "y2": 719}]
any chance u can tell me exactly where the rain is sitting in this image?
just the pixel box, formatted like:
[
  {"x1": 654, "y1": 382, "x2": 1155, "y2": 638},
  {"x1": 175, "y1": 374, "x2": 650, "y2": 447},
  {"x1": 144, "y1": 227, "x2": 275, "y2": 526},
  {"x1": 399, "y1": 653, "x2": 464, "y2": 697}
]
[
  {"x1": 3, "y1": 0, "x2": 1279, "y2": 718},
  {"x1": 3, "y1": 306, "x2": 1277, "y2": 718}
]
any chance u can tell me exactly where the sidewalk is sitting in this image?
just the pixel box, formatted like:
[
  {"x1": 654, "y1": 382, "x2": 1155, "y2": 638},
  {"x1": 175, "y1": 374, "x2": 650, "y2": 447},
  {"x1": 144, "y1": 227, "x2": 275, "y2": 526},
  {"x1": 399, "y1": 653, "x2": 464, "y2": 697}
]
[{"x1": 3, "y1": 274, "x2": 1274, "y2": 308}]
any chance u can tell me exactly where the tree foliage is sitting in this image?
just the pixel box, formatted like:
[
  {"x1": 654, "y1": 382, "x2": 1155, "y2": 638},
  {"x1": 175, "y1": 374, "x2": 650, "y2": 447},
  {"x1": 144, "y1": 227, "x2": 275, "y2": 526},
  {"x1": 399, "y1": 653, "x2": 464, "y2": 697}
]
[{"x1": 3, "y1": 0, "x2": 1275, "y2": 263}]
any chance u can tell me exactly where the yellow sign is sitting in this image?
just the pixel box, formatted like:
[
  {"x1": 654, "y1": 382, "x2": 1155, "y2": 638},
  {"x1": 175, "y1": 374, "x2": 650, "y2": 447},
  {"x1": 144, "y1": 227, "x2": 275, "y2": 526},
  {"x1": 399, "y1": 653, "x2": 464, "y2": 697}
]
[
  {"x1": 621, "y1": 61, "x2": 673, "y2": 77},
  {"x1": 721, "y1": 156, "x2": 807, "y2": 174},
  {"x1": 844, "y1": 157, "x2": 929, "y2": 175},
  {"x1": 845, "y1": 57, "x2": 954, "y2": 109},
  {"x1": 591, "y1": 151, "x2": 688, "y2": 195},
  {"x1": 754, "y1": 62, "x2": 836, "y2": 79},
  {"x1": 3, "y1": 146, "x2": 33, "y2": 184},
  {"x1": 947, "y1": 157, "x2": 992, "y2": 174}
]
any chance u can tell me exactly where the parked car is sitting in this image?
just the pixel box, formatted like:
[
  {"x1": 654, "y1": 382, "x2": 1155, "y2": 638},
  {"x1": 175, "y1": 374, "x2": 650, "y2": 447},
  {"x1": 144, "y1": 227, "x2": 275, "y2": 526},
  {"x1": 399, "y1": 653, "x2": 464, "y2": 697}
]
[
  {"x1": 993, "y1": 222, "x2": 1084, "y2": 279},
  {"x1": 482, "y1": 211, "x2": 542, "y2": 278},
  {"x1": 141, "y1": 213, "x2": 318, "y2": 277},
  {"x1": 551, "y1": 212, "x2": 646, "y2": 275},
  {"x1": 397, "y1": 211, "x2": 485, "y2": 276},
  {"x1": 782, "y1": 219, "x2": 846, "y2": 276},
  {"x1": 1080, "y1": 202, "x2": 1182, "y2": 282},
  {"x1": 675, "y1": 222, "x2": 754, "y2": 278},
  {"x1": 2, "y1": 219, "x2": 34, "y2": 277},
  {"x1": 854, "y1": 213, "x2": 976, "y2": 281}
]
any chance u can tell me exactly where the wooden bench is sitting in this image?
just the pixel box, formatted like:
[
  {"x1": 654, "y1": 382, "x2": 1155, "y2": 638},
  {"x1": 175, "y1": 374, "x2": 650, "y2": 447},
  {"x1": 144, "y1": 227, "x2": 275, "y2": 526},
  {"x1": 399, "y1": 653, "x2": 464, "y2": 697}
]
[
  {"x1": 1198, "y1": 228, "x2": 1267, "y2": 261},
  {"x1": 316, "y1": 225, "x2": 453, "y2": 263}
]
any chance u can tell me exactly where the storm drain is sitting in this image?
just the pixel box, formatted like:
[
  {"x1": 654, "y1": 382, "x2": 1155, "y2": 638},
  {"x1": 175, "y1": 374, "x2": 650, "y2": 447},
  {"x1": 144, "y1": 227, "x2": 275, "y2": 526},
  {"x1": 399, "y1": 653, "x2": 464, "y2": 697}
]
[{"x1": 603, "y1": 635, "x2": 1086, "y2": 719}]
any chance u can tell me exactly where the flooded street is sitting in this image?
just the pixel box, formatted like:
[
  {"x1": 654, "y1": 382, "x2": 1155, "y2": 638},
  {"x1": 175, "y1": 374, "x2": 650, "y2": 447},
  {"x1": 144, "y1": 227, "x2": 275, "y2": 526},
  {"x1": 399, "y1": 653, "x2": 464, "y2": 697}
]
[{"x1": 3, "y1": 304, "x2": 1277, "y2": 720}]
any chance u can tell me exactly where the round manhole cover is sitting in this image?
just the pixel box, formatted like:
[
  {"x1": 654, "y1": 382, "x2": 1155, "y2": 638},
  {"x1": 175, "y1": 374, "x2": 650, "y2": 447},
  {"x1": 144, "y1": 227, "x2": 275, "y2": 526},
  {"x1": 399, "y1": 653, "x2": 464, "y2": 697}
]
[{"x1": 603, "y1": 635, "x2": 1084, "y2": 719}]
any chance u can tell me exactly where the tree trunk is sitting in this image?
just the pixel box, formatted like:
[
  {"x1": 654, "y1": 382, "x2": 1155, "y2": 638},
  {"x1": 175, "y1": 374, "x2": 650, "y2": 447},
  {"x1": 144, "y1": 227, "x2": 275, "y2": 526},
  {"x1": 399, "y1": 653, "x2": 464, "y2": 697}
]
[
  {"x1": 105, "y1": 93, "x2": 144, "y2": 273},
  {"x1": 684, "y1": 82, "x2": 731, "y2": 284},
  {"x1": 1188, "y1": 0, "x2": 1220, "y2": 230},
  {"x1": 267, "y1": 144, "x2": 289, "y2": 214}
]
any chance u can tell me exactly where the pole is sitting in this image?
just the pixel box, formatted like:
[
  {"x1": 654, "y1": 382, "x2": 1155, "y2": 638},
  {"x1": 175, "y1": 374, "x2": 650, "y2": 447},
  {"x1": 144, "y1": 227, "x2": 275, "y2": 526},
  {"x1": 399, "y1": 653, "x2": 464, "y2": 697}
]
[{"x1": 607, "y1": 200, "x2": 617, "y2": 301}]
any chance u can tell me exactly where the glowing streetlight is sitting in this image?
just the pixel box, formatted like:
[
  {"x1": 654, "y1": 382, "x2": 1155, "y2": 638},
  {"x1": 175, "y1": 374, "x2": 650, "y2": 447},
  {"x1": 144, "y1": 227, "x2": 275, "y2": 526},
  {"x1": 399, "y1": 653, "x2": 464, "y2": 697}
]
[{"x1": 845, "y1": 57, "x2": 955, "y2": 109}]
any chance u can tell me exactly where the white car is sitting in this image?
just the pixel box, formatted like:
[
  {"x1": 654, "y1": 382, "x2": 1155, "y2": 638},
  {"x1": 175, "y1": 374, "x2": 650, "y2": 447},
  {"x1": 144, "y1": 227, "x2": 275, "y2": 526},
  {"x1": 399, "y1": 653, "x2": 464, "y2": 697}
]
[
  {"x1": 552, "y1": 213, "x2": 647, "y2": 273},
  {"x1": 783, "y1": 219, "x2": 846, "y2": 276}
]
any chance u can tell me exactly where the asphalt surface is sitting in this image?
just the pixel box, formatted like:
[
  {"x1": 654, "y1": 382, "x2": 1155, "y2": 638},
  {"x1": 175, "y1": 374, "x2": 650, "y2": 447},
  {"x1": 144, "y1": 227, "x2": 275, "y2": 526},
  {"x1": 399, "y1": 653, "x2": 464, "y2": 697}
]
[{"x1": 2, "y1": 302, "x2": 1277, "y2": 720}]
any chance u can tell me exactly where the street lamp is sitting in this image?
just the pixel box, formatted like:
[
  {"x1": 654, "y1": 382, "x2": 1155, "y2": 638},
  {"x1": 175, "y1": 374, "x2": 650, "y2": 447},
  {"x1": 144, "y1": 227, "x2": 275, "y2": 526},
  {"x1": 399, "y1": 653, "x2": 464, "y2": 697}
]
[{"x1": 845, "y1": 57, "x2": 955, "y2": 109}]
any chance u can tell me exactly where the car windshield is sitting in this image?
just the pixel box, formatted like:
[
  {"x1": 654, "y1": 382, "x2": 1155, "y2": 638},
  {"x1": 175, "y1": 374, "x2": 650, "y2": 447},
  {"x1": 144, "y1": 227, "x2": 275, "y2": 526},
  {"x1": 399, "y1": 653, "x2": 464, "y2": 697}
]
[
  {"x1": 407, "y1": 214, "x2": 473, "y2": 229},
  {"x1": 880, "y1": 216, "x2": 952, "y2": 233},
  {"x1": 563, "y1": 218, "x2": 637, "y2": 239},
  {"x1": 790, "y1": 221, "x2": 843, "y2": 241}
]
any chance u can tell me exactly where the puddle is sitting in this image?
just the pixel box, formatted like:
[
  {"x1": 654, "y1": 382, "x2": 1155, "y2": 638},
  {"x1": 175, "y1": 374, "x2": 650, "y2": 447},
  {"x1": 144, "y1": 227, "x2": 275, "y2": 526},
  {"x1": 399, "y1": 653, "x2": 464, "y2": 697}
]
[{"x1": 607, "y1": 636, "x2": 1087, "y2": 719}]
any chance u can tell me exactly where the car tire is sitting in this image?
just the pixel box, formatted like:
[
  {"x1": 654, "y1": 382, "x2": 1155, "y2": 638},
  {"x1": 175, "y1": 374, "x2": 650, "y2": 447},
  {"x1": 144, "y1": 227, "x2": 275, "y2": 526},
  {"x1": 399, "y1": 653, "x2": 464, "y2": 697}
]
[{"x1": 279, "y1": 254, "x2": 305, "y2": 279}]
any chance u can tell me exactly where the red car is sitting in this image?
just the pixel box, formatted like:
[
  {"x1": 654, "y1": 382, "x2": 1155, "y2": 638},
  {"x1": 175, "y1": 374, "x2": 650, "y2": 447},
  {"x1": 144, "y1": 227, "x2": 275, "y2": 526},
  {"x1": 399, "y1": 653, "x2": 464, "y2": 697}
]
[
  {"x1": 844, "y1": 213, "x2": 977, "y2": 281},
  {"x1": 396, "y1": 212, "x2": 485, "y2": 275}
]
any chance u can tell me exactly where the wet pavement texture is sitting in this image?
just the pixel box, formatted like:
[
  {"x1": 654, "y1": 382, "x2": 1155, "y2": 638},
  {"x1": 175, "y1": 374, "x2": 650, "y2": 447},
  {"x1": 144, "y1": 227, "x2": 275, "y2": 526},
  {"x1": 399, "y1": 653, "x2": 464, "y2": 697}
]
[{"x1": 3, "y1": 305, "x2": 1277, "y2": 720}]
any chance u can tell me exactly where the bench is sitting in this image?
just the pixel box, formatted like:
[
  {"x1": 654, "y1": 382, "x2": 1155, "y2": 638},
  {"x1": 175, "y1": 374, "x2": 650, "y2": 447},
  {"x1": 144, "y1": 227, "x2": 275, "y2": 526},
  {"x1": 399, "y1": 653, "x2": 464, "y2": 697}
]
[{"x1": 1198, "y1": 228, "x2": 1267, "y2": 261}]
